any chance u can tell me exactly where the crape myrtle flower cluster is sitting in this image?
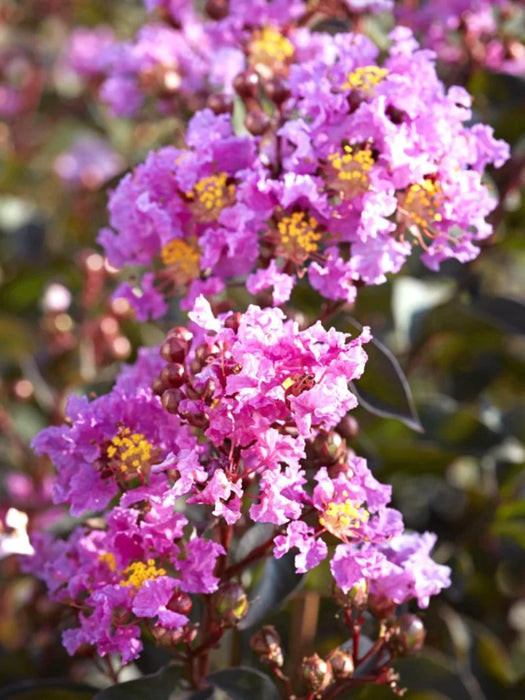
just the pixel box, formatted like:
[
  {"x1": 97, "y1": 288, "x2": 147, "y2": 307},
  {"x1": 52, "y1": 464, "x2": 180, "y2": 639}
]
[
  {"x1": 14, "y1": 0, "x2": 512, "y2": 694},
  {"x1": 395, "y1": 0, "x2": 525, "y2": 76},
  {"x1": 97, "y1": 25, "x2": 508, "y2": 319},
  {"x1": 26, "y1": 298, "x2": 450, "y2": 664}
]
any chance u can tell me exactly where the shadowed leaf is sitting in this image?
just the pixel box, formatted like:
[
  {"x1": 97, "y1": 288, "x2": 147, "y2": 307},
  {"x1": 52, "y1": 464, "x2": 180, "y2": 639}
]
[{"x1": 238, "y1": 551, "x2": 303, "y2": 630}]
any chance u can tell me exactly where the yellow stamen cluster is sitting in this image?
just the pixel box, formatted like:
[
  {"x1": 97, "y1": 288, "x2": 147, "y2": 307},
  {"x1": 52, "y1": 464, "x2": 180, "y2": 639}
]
[
  {"x1": 327, "y1": 145, "x2": 373, "y2": 198},
  {"x1": 107, "y1": 427, "x2": 154, "y2": 475},
  {"x1": 277, "y1": 211, "x2": 322, "y2": 263},
  {"x1": 98, "y1": 552, "x2": 117, "y2": 571},
  {"x1": 399, "y1": 180, "x2": 443, "y2": 230},
  {"x1": 120, "y1": 559, "x2": 167, "y2": 589},
  {"x1": 161, "y1": 238, "x2": 201, "y2": 282},
  {"x1": 319, "y1": 497, "x2": 369, "y2": 539},
  {"x1": 342, "y1": 66, "x2": 388, "y2": 93},
  {"x1": 188, "y1": 172, "x2": 235, "y2": 222},
  {"x1": 249, "y1": 26, "x2": 294, "y2": 67}
]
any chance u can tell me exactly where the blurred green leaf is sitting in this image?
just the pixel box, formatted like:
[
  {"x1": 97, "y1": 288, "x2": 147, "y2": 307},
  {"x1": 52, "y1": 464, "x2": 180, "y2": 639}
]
[
  {"x1": 207, "y1": 667, "x2": 280, "y2": 700},
  {"x1": 238, "y1": 551, "x2": 303, "y2": 630},
  {"x1": 351, "y1": 334, "x2": 422, "y2": 432},
  {"x1": 0, "y1": 680, "x2": 96, "y2": 700},
  {"x1": 469, "y1": 295, "x2": 525, "y2": 335},
  {"x1": 235, "y1": 524, "x2": 274, "y2": 563},
  {"x1": 93, "y1": 664, "x2": 183, "y2": 700}
]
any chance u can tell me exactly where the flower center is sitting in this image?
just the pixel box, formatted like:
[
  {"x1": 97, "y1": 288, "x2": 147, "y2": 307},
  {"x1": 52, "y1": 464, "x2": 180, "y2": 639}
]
[
  {"x1": 249, "y1": 27, "x2": 294, "y2": 68},
  {"x1": 277, "y1": 211, "x2": 322, "y2": 264},
  {"x1": 187, "y1": 172, "x2": 235, "y2": 222},
  {"x1": 327, "y1": 145, "x2": 373, "y2": 199},
  {"x1": 319, "y1": 498, "x2": 369, "y2": 539},
  {"x1": 161, "y1": 238, "x2": 201, "y2": 282},
  {"x1": 342, "y1": 66, "x2": 388, "y2": 94},
  {"x1": 398, "y1": 179, "x2": 443, "y2": 231},
  {"x1": 98, "y1": 552, "x2": 117, "y2": 571},
  {"x1": 120, "y1": 559, "x2": 167, "y2": 589},
  {"x1": 106, "y1": 427, "x2": 155, "y2": 478}
]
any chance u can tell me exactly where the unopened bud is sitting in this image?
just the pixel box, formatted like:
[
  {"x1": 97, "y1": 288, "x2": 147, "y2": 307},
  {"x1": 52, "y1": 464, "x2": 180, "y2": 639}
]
[
  {"x1": 152, "y1": 625, "x2": 184, "y2": 647},
  {"x1": 161, "y1": 388, "x2": 183, "y2": 414},
  {"x1": 205, "y1": 0, "x2": 229, "y2": 20},
  {"x1": 310, "y1": 430, "x2": 346, "y2": 467},
  {"x1": 301, "y1": 653, "x2": 333, "y2": 694},
  {"x1": 333, "y1": 579, "x2": 368, "y2": 609},
  {"x1": 224, "y1": 311, "x2": 242, "y2": 333},
  {"x1": 336, "y1": 415, "x2": 359, "y2": 440},
  {"x1": 161, "y1": 336, "x2": 188, "y2": 364},
  {"x1": 207, "y1": 93, "x2": 234, "y2": 115},
  {"x1": 264, "y1": 77, "x2": 290, "y2": 104},
  {"x1": 368, "y1": 593, "x2": 397, "y2": 620},
  {"x1": 167, "y1": 590, "x2": 192, "y2": 616},
  {"x1": 233, "y1": 70, "x2": 259, "y2": 99},
  {"x1": 390, "y1": 614, "x2": 426, "y2": 656},
  {"x1": 244, "y1": 110, "x2": 271, "y2": 136},
  {"x1": 329, "y1": 648, "x2": 354, "y2": 679},
  {"x1": 160, "y1": 362, "x2": 187, "y2": 388},
  {"x1": 212, "y1": 581, "x2": 248, "y2": 627},
  {"x1": 250, "y1": 626, "x2": 284, "y2": 667}
]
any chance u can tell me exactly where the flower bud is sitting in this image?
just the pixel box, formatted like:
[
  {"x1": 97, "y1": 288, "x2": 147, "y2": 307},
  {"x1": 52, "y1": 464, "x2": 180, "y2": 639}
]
[
  {"x1": 309, "y1": 430, "x2": 346, "y2": 468},
  {"x1": 389, "y1": 614, "x2": 426, "y2": 656},
  {"x1": 167, "y1": 590, "x2": 192, "y2": 616},
  {"x1": 264, "y1": 77, "x2": 290, "y2": 104},
  {"x1": 152, "y1": 625, "x2": 184, "y2": 647},
  {"x1": 333, "y1": 579, "x2": 368, "y2": 609},
  {"x1": 250, "y1": 626, "x2": 284, "y2": 667},
  {"x1": 224, "y1": 311, "x2": 242, "y2": 333},
  {"x1": 160, "y1": 362, "x2": 187, "y2": 389},
  {"x1": 212, "y1": 582, "x2": 249, "y2": 627},
  {"x1": 233, "y1": 70, "x2": 259, "y2": 99},
  {"x1": 301, "y1": 653, "x2": 333, "y2": 694},
  {"x1": 206, "y1": 93, "x2": 234, "y2": 115},
  {"x1": 336, "y1": 415, "x2": 359, "y2": 440},
  {"x1": 161, "y1": 336, "x2": 188, "y2": 364},
  {"x1": 205, "y1": 0, "x2": 229, "y2": 20},
  {"x1": 244, "y1": 110, "x2": 271, "y2": 136},
  {"x1": 368, "y1": 593, "x2": 397, "y2": 620},
  {"x1": 329, "y1": 648, "x2": 354, "y2": 679},
  {"x1": 161, "y1": 388, "x2": 183, "y2": 414}
]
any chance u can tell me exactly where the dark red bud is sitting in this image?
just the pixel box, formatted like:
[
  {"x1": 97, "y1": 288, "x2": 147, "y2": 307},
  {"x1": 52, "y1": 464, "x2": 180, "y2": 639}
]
[
  {"x1": 395, "y1": 614, "x2": 426, "y2": 655},
  {"x1": 206, "y1": 92, "x2": 234, "y2": 115},
  {"x1": 244, "y1": 110, "x2": 271, "y2": 136},
  {"x1": 167, "y1": 590, "x2": 192, "y2": 616},
  {"x1": 233, "y1": 70, "x2": 259, "y2": 99},
  {"x1": 161, "y1": 388, "x2": 183, "y2": 414},
  {"x1": 224, "y1": 311, "x2": 242, "y2": 332},
  {"x1": 329, "y1": 648, "x2": 354, "y2": 679},
  {"x1": 161, "y1": 337, "x2": 187, "y2": 364},
  {"x1": 152, "y1": 376, "x2": 166, "y2": 396},
  {"x1": 250, "y1": 626, "x2": 283, "y2": 667},
  {"x1": 264, "y1": 77, "x2": 290, "y2": 104},
  {"x1": 160, "y1": 362, "x2": 187, "y2": 388},
  {"x1": 301, "y1": 653, "x2": 333, "y2": 693},
  {"x1": 205, "y1": 0, "x2": 229, "y2": 20}
]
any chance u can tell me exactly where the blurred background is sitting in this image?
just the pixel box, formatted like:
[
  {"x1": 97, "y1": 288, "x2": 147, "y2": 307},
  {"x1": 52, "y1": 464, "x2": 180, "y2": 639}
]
[{"x1": 0, "y1": 1, "x2": 524, "y2": 698}]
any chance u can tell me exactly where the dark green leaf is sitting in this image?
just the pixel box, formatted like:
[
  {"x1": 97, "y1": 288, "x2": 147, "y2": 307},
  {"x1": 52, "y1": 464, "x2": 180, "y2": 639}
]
[
  {"x1": 0, "y1": 679, "x2": 96, "y2": 700},
  {"x1": 351, "y1": 334, "x2": 422, "y2": 432},
  {"x1": 469, "y1": 295, "x2": 525, "y2": 335},
  {"x1": 394, "y1": 650, "x2": 486, "y2": 700},
  {"x1": 238, "y1": 551, "x2": 303, "y2": 630},
  {"x1": 207, "y1": 667, "x2": 280, "y2": 700},
  {"x1": 93, "y1": 663, "x2": 183, "y2": 700},
  {"x1": 235, "y1": 524, "x2": 274, "y2": 563}
]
